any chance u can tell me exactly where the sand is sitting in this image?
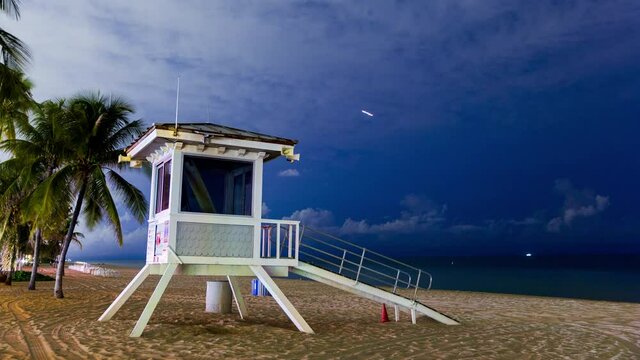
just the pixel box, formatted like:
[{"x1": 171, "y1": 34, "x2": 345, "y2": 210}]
[{"x1": 0, "y1": 266, "x2": 638, "y2": 359}]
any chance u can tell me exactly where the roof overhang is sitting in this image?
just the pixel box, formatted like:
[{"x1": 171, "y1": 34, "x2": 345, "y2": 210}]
[{"x1": 125, "y1": 124, "x2": 300, "y2": 164}]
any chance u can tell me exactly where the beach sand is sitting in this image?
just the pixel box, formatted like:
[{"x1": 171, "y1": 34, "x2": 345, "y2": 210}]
[{"x1": 0, "y1": 266, "x2": 638, "y2": 359}]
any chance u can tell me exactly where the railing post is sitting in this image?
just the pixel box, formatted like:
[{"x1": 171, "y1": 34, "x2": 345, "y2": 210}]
[
  {"x1": 267, "y1": 225, "x2": 272, "y2": 257},
  {"x1": 276, "y1": 225, "x2": 281, "y2": 259},
  {"x1": 338, "y1": 250, "x2": 347, "y2": 274},
  {"x1": 288, "y1": 225, "x2": 293, "y2": 258},
  {"x1": 413, "y1": 270, "x2": 422, "y2": 300},
  {"x1": 355, "y1": 248, "x2": 366, "y2": 283},
  {"x1": 393, "y1": 269, "x2": 400, "y2": 293},
  {"x1": 295, "y1": 225, "x2": 301, "y2": 261},
  {"x1": 261, "y1": 226, "x2": 266, "y2": 258}
]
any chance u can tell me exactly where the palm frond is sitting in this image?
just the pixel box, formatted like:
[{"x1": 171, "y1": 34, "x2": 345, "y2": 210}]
[
  {"x1": 22, "y1": 164, "x2": 75, "y2": 230},
  {"x1": 0, "y1": 0, "x2": 20, "y2": 19},
  {"x1": 105, "y1": 168, "x2": 147, "y2": 223},
  {"x1": 89, "y1": 166, "x2": 123, "y2": 246},
  {"x1": 0, "y1": 28, "x2": 30, "y2": 69}
]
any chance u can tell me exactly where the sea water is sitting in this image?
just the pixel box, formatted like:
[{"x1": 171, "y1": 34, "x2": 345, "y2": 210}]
[
  {"x1": 403, "y1": 254, "x2": 640, "y2": 303},
  {"x1": 83, "y1": 255, "x2": 640, "y2": 303}
]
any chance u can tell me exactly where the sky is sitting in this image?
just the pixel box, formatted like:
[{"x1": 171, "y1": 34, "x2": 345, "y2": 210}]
[{"x1": 5, "y1": 0, "x2": 640, "y2": 259}]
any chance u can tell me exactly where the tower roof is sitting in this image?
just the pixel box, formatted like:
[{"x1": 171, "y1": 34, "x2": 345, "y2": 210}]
[{"x1": 125, "y1": 122, "x2": 299, "y2": 162}]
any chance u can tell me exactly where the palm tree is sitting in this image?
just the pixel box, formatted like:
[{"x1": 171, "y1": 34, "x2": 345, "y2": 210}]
[
  {"x1": 0, "y1": 0, "x2": 30, "y2": 71},
  {"x1": 0, "y1": 156, "x2": 31, "y2": 285},
  {"x1": 28, "y1": 92, "x2": 147, "y2": 298},
  {"x1": 1, "y1": 99, "x2": 75, "y2": 289},
  {"x1": 42, "y1": 216, "x2": 84, "y2": 259},
  {"x1": 0, "y1": 70, "x2": 32, "y2": 139},
  {"x1": 0, "y1": 0, "x2": 31, "y2": 119}
]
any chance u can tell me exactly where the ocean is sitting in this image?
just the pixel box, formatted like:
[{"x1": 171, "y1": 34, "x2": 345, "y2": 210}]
[
  {"x1": 404, "y1": 254, "x2": 640, "y2": 303},
  {"x1": 82, "y1": 254, "x2": 640, "y2": 303}
]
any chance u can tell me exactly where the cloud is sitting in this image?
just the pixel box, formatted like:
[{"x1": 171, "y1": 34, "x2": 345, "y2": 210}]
[
  {"x1": 67, "y1": 196, "x2": 148, "y2": 259},
  {"x1": 339, "y1": 212, "x2": 444, "y2": 235},
  {"x1": 283, "y1": 194, "x2": 450, "y2": 235},
  {"x1": 278, "y1": 169, "x2": 300, "y2": 177},
  {"x1": 6, "y1": 0, "x2": 636, "y2": 146},
  {"x1": 283, "y1": 208, "x2": 334, "y2": 228},
  {"x1": 9, "y1": 2, "x2": 635, "y2": 255},
  {"x1": 261, "y1": 202, "x2": 271, "y2": 216},
  {"x1": 69, "y1": 219, "x2": 147, "y2": 260},
  {"x1": 546, "y1": 179, "x2": 610, "y2": 232},
  {"x1": 338, "y1": 194, "x2": 447, "y2": 235}
]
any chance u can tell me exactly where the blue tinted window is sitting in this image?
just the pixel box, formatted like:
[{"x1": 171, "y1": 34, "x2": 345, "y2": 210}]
[
  {"x1": 155, "y1": 160, "x2": 171, "y2": 214},
  {"x1": 181, "y1": 156, "x2": 253, "y2": 215}
]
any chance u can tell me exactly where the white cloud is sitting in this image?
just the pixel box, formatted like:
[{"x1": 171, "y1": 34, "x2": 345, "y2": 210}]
[
  {"x1": 546, "y1": 179, "x2": 610, "y2": 232},
  {"x1": 339, "y1": 194, "x2": 446, "y2": 235},
  {"x1": 261, "y1": 202, "x2": 271, "y2": 216},
  {"x1": 340, "y1": 212, "x2": 446, "y2": 235},
  {"x1": 278, "y1": 169, "x2": 300, "y2": 177},
  {"x1": 283, "y1": 195, "x2": 448, "y2": 235},
  {"x1": 283, "y1": 208, "x2": 334, "y2": 228}
]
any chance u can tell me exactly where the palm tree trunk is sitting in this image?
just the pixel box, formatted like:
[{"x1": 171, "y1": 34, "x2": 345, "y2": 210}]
[
  {"x1": 28, "y1": 228, "x2": 42, "y2": 290},
  {"x1": 4, "y1": 244, "x2": 17, "y2": 286},
  {"x1": 54, "y1": 180, "x2": 87, "y2": 299}
]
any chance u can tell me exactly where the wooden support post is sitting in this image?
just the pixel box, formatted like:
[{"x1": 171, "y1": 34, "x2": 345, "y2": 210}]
[
  {"x1": 99, "y1": 264, "x2": 151, "y2": 322},
  {"x1": 393, "y1": 305, "x2": 400, "y2": 322},
  {"x1": 249, "y1": 265, "x2": 314, "y2": 334},
  {"x1": 411, "y1": 308, "x2": 417, "y2": 324},
  {"x1": 227, "y1": 275, "x2": 248, "y2": 320},
  {"x1": 130, "y1": 262, "x2": 178, "y2": 337}
]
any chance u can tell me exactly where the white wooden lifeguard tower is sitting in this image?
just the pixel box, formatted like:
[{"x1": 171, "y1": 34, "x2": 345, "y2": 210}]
[{"x1": 99, "y1": 122, "x2": 458, "y2": 337}]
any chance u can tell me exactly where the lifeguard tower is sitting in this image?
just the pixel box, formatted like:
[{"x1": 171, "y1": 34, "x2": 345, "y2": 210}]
[{"x1": 99, "y1": 122, "x2": 459, "y2": 337}]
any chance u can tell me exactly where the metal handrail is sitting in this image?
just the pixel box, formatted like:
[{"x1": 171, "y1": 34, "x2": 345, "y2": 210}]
[
  {"x1": 303, "y1": 226, "x2": 431, "y2": 284},
  {"x1": 299, "y1": 243, "x2": 413, "y2": 288},
  {"x1": 299, "y1": 251, "x2": 410, "y2": 289},
  {"x1": 300, "y1": 226, "x2": 434, "y2": 300},
  {"x1": 299, "y1": 244, "x2": 414, "y2": 290},
  {"x1": 302, "y1": 233, "x2": 414, "y2": 285},
  {"x1": 305, "y1": 226, "x2": 433, "y2": 275}
]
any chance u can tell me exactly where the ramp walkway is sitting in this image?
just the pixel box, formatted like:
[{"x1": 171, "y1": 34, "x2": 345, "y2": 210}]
[{"x1": 290, "y1": 227, "x2": 459, "y2": 325}]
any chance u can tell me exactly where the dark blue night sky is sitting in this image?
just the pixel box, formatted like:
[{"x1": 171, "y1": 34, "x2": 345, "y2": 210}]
[{"x1": 10, "y1": 1, "x2": 640, "y2": 258}]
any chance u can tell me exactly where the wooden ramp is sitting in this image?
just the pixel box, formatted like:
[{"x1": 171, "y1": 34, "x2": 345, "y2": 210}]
[{"x1": 291, "y1": 262, "x2": 459, "y2": 325}]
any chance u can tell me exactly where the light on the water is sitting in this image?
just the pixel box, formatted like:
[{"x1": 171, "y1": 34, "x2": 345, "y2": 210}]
[{"x1": 361, "y1": 109, "x2": 374, "y2": 117}]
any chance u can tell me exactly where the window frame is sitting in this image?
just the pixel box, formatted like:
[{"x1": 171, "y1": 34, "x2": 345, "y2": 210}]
[
  {"x1": 154, "y1": 158, "x2": 172, "y2": 215},
  {"x1": 178, "y1": 154, "x2": 256, "y2": 217}
]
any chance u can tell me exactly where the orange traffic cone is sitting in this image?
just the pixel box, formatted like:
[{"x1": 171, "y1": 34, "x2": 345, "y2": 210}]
[{"x1": 380, "y1": 304, "x2": 389, "y2": 323}]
